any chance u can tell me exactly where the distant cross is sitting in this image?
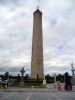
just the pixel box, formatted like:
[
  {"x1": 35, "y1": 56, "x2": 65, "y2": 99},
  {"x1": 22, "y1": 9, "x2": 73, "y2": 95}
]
[
  {"x1": 71, "y1": 62, "x2": 75, "y2": 76},
  {"x1": 20, "y1": 67, "x2": 25, "y2": 82},
  {"x1": 71, "y1": 62, "x2": 74, "y2": 69}
]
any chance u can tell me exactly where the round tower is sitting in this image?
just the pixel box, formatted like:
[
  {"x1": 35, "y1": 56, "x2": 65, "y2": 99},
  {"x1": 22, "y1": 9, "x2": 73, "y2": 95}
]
[{"x1": 31, "y1": 8, "x2": 44, "y2": 78}]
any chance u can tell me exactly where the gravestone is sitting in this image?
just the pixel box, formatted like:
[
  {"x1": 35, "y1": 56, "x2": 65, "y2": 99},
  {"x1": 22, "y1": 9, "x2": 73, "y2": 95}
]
[
  {"x1": 71, "y1": 62, "x2": 75, "y2": 76},
  {"x1": 42, "y1": 76, "x2": 46, "y2": 86},
  {"x1": 53, "y1": 73, "x2": 57, "y2": 87},
  {"x1": 19, "y1": 67, "x2": 25, "y2": 86},
  {"x1": 54, "y1": 73, "x2": 56, "y2": 83},
  {"x1": 71, "y1": 63, "x2": 75, "y2": 85}
]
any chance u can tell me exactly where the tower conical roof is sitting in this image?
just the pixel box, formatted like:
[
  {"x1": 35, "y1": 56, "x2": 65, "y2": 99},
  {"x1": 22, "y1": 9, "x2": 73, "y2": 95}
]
[{"x1": 33, "y1": 7, "x2": 42, "y2": 15}]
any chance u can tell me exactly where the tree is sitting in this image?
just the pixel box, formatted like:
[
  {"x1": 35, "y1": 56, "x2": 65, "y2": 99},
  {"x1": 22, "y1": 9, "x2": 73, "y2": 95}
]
[
  {"x1": 25, "y1": 74, "x2": 28, "y2": 81},
  {"x1": 4, "y1": 72, "x2": 9, "y2": 80},
  {"x1": 57, "y1": 74, "x2": 64, "y2": 81},
  {"x1": 45, "y1": 74, "x2": 49, "y2": 82},
  {"x1": 65, "y1": 72, "x2": 70, "y2": 84},
  {"x1": 18, "y1": 74, "x2": 20, "y2": 81}
]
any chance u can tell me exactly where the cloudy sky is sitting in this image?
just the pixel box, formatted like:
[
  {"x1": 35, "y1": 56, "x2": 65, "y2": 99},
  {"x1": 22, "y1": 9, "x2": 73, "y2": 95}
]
[{"x1": 0, "y1": 0, "x2": 75, "y2": 76}]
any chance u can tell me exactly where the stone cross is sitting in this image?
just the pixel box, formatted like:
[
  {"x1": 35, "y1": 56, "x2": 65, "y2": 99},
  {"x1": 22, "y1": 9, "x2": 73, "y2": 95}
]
[
  {"x1": 20, "y1": 67, "x2": 25, "y2": 82},
  {"x1": 70, "y1": 63, "x2": 75, "y2": 85},
  {"x1": 71, "y1": 63, "x2": 75, "y2": 76}
]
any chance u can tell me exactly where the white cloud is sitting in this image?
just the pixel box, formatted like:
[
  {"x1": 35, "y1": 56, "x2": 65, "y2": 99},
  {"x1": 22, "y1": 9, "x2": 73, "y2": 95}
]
[{"x1": 0, "y1": 0, "x2": 75, "y2": 76}]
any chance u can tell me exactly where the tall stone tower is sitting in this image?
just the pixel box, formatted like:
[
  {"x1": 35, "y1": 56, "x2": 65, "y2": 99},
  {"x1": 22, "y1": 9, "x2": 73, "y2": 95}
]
[{"x1": 31, "y1": 8, "x2": 44, "y2": 79}]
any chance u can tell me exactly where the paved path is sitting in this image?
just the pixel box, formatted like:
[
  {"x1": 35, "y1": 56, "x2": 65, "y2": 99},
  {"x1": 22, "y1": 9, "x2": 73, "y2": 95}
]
[{"x1": 0, "y1": 88, "x2": 75, "y2": 100}]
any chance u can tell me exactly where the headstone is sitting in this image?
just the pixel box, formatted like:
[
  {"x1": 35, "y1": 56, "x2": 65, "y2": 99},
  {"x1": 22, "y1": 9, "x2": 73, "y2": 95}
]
[
  {"x1": 19, "y1": 67, "x2": 25, "y2": 86},
  {"x1": 0, "y1": 77, "x2": 1, "y2": 81},
  {"x1": 71, "y1": 63, "x2": 75, "y2": 76},
  {"x1": 53, "y1": 73, "x2": 57, "y2": 87},
  {"x1": 71, "y1": 62, "x2": 75, "y2": 85},
  {"x1": 42, "y1": 76, "x2": 46, "y2": 86},
  {"x1": 54, "y1": 73, "x2": 56, "y2": 83}
]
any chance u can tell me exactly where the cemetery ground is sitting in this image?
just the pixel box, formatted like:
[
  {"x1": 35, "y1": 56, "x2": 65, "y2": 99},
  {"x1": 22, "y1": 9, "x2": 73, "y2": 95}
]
[
  {"x1": 0, "y1": 87, "x2": 75, "y2": 100},
  {"x1": 0, "y1": 73, "x2": 74, "y2": 99},
  {"x1": 0, "y1": 79, "x2": 75, "y2": 100},
  {"x1": 11, "y1": 78, "x2": 54, "y2": 87}
]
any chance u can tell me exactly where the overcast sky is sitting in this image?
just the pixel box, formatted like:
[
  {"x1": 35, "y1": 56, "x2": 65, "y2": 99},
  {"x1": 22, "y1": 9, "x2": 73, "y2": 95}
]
[{"x1": 0, "y1": 0, "x2": 75, "y2": 76}]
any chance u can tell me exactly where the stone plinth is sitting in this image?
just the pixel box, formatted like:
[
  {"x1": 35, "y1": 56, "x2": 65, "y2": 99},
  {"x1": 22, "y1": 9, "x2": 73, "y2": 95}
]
[
  {"x1": 19, "y1": 82, "x2": 25, "y2": 86},
  {"x1": 42, "y1": 76, "x2": 46, "y2": 86}
]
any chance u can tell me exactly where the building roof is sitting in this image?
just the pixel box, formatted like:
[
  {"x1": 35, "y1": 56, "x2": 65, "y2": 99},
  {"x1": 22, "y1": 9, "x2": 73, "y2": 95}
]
[{"x1": 33, "y1": 7, "x2": 42, "y2": 15}]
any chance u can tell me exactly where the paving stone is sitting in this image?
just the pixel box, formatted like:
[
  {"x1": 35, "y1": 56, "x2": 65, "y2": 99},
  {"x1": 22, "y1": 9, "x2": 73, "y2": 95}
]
[{"x1": 0, "y1": 87, "x2": 75, "y2": 100}]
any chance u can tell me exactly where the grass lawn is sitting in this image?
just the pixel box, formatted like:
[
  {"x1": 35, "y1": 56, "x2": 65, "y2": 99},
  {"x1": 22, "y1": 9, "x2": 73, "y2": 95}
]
[{"x1": 11, "y1": 81, "x2": 44, "y2": 88}]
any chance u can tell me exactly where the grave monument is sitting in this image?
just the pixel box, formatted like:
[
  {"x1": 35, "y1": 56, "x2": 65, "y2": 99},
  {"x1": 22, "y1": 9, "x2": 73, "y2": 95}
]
[
  {"x1": 70, "y1": 62, "x2": 75, "y2": 85},
  {"x1": 53, "y1": 73, "x2": 57, "y2": 87},
  {"x1": 54, "y1": 73, "x2": 56, "y2": 83},
  {"x1": 42, "y1": 76, "x2": 46, "y2": 86},
  {"x1": 19, "y1": 67, "x2": 25, "y2": 86}
]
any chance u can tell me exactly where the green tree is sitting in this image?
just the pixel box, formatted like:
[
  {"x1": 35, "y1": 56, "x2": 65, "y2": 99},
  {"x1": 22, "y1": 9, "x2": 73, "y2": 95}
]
[
  {"x1": 4, "y1": 72, "x2": 9, "y2": 80},
  {"x1": 45, "y1": 74, "x2": 49, "y2": 82},
  {"x1": 25, "y1": 74, "x2": 28, "y2": 81},
  {"x1": 57, "y1": 74, "x2": 64, "y2": 81},
  {"x1": 65, "y1": 72, "x2": 70, "y2": 84},
  {"x1": 18, "y1": 74, "x2": 20, "y2": 81}
]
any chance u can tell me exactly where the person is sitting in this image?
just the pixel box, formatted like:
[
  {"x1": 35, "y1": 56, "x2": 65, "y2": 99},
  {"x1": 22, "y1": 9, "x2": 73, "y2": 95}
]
[{"x1": 58, "y1": 83, "x2": 61, "y2": 90}]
